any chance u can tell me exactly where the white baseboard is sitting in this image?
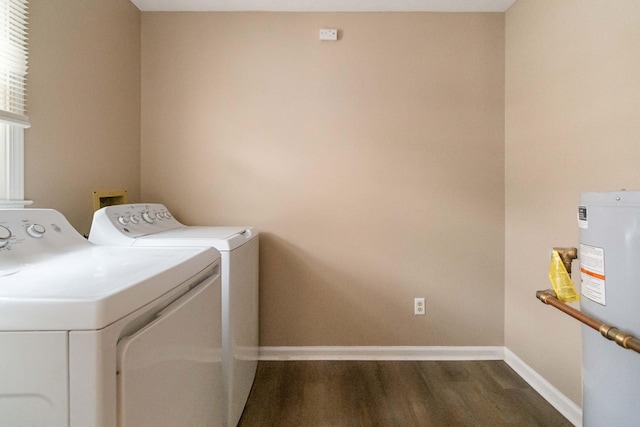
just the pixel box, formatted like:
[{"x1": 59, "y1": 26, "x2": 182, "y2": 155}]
[
  {"x1": 259, "y1": 345, "x2": 504, "y2": 361},
  {"x1": 259, "y1": 345, "x2": 582, "y2": 427},
  {"x1": 504, "y1": 348, "x2": 582, "y2": 427}
]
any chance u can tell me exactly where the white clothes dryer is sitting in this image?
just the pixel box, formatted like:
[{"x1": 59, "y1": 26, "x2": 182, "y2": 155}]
[
  {"x1": 89, "y1": 203, "x2": 259, "y2": 427},
  {"x1": 0, "y1": 209, "x2": 223, "y2": 427}
]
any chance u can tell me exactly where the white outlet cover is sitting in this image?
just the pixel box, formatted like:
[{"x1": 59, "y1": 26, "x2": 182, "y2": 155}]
[{"x1": 319, "y1": 29, "x2": 338, "y2": 41}]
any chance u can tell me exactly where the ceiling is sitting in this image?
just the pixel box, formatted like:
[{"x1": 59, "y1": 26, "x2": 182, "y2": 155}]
[{"x1": 130, "y1": 0, "x2": 517, "y2": 12}]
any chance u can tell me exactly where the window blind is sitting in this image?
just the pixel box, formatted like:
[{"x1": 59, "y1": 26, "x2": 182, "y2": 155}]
[{"x1": 0, "y1": 0, "x2": 29, "y2": 128}]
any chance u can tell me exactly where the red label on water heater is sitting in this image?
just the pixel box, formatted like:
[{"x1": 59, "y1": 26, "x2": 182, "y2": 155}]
[{"x1": 580, "y1": 244, "x2": 606, "y2": 305}]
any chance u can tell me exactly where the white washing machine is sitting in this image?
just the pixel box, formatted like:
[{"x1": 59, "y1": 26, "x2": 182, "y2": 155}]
[
  {"x1": 89, "y1": 203, "x2": 259, "y2": 427},
  {"x1": 0, "y1": 209, "x2": 224, "y2": 427}
]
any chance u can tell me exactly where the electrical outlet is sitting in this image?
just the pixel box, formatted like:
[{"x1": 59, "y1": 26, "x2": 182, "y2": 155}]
[
  {"x1": 319, "y1": 29, "x2": 338, "y2": 41},
  {"x1": 414, "y1": 298, "x2": 425, "y2": 315}
]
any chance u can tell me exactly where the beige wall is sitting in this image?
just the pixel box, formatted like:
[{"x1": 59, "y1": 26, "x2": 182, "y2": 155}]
[
  {"x1": 141, "y1": 13, "x2": 505, "y2": 347},
  {"x1": 505, "y1": 0, "x2": 640, "y2": 405},
  {"x1": 26, "y1": 0, "x2": 141, "y2": 235}
]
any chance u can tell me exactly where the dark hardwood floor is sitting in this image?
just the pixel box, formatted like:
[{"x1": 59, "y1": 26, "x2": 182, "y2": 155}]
[{"x1": 238, "y1": 360, "x2": 573, "y2": 427}]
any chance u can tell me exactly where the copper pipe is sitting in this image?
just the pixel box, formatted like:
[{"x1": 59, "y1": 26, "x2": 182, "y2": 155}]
[
  {"x1": 552, "y1": 247, "x2": 578, "y2": 274},
  {"x1": 536, "y1": 289, "x2": 640, "y2": 355}
]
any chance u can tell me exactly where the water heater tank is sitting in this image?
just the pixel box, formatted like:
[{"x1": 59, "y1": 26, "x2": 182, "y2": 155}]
[{"x1": 579, "y1": 191, "x2": 640, "y2": 427}]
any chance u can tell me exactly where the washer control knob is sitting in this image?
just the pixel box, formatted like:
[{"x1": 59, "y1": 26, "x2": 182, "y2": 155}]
[
  {"x1": 117, "y1": 216, "x2": 130, "y2": 226},
  {"x1": 27, "y1": 223, "x2": 46, "y2": 238},
  {"x1": 142, "y1": 211, "x2": 157, "y2": 224},
  {"x1": 164, "y1": 211, "x2": 172, "y2": 219},
  {"x1": 130, "y1": 214, "x2": 141, "y2": 224},
  {"x1": 0, "y1": 225, "x2": 11, "y2": 248}
]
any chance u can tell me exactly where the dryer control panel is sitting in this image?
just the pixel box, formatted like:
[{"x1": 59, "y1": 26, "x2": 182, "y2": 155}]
[
  {"x1": 0, "y1": 209, "x2": 89, "y2": 275},
  {"x1": 89, "y1": 203, "x2": 185, "y2": 244}
]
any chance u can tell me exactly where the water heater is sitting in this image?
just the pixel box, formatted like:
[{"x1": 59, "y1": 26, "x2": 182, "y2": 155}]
[{"x1": 579, "y1": 191, "x2": 640, "y2": 426}]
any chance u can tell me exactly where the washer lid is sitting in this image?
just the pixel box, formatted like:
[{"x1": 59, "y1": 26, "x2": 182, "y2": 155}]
[
  {"x1": 135, "y1": 226, "x2": 257, "y2": 251},
  {"x1": 0, "y1": 245, "x2": 219, "y2": 331}
]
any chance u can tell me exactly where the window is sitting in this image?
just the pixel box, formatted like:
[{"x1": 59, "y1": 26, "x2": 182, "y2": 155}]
[{"x1": 0, "y1": 0, "x2": 30, "y2": 208}]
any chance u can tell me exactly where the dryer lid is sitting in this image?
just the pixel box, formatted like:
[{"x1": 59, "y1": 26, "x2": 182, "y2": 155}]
[{"x1": 0, "y1": 245, "x2": 218, "y2": 331}]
